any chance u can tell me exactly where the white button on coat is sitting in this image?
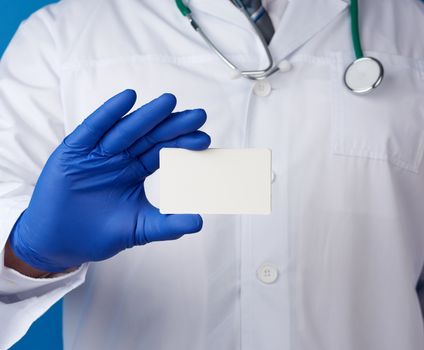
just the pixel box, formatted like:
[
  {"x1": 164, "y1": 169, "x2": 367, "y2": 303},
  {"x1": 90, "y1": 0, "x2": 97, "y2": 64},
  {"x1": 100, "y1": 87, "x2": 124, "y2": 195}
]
[
  {"x1": 257, "y1": 264, "x2": 279, "y2": 284},
  {"x1": 253, "y1": 79, "x2": 272, "y2": 97}
]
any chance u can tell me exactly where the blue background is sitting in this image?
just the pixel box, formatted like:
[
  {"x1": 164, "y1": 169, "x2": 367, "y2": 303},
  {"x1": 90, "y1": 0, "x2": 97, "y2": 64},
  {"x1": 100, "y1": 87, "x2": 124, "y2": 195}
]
[{"x1": 0, "y1": 1, "x2": 62, "y2": 349}]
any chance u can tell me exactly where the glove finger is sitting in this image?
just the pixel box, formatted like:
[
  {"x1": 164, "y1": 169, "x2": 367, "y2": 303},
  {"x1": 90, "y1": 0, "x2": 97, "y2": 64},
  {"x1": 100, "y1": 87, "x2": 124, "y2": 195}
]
[
  {"x1": 138, "y1": 131, "x2": 211, "y2": 174},
  {"x1": 127, "y1": 109, "x2": 207, "y2": 157},
  {"x1": 64, "y1": 89, "x2": 137, "y2": 150},
  {"x1": 98, "y1": 93, "x2": 177, "y2": 155},
  {"x1": 136, "y1": 209, "x2": 203, "y2": 245}
]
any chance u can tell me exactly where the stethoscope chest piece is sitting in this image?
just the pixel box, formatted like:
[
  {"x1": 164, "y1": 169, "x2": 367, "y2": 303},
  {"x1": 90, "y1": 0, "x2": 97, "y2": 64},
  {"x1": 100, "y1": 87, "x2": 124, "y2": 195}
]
[{"x1": 344, "y1": 57, "x2": 384, "y2": 94}]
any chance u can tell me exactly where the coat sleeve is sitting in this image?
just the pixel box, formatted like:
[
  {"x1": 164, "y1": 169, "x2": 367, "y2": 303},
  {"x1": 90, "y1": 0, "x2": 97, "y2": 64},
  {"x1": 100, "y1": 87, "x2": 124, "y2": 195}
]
[{"x1": 0, "y1": 7, "x2": 88, "y2": 349}]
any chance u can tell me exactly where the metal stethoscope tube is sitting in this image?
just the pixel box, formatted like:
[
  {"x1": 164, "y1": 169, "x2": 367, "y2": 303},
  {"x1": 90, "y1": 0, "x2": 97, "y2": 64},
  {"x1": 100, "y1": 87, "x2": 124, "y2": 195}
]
[{"x1": 184, "y1": 7, "x2": 276, "y2": 80}]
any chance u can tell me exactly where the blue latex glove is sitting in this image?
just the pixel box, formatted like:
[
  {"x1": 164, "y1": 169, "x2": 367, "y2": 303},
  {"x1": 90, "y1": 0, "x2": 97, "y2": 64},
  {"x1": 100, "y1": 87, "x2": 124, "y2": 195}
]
[{"x1": 9, "y1": 90, "x2": 211, "y2": 272}]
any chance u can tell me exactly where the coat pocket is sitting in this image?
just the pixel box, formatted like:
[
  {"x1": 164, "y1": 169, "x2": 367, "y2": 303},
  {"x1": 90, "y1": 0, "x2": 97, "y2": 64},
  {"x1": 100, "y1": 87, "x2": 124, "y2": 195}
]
[{"x1": 331, "y1": 52, "x2": 424, "y2": 173}]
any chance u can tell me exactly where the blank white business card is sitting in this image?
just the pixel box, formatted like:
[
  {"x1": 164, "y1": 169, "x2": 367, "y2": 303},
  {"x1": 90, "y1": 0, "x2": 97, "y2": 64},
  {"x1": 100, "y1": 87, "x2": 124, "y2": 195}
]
[{"x1": 159, "y1": 148, "x2": 271, "y2": 215}]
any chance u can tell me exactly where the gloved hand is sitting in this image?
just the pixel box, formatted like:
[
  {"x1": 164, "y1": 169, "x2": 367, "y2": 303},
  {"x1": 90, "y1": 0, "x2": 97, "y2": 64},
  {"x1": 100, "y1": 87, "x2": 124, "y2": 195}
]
[{"x1": 9, "y1": 89, "x2": 211, "y2": 273}]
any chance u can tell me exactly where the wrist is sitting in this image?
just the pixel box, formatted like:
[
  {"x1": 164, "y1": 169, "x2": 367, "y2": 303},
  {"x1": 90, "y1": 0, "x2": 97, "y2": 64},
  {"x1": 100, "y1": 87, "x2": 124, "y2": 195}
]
[{"x1": 4, "y1": 239, "x2": 52, "y2": 278}]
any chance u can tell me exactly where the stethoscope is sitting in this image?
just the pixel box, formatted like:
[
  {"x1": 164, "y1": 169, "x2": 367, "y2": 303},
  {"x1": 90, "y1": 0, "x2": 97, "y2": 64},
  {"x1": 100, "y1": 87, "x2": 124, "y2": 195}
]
[{"x1": 175, "y1": 0, "x2": 384, "y2": 94}]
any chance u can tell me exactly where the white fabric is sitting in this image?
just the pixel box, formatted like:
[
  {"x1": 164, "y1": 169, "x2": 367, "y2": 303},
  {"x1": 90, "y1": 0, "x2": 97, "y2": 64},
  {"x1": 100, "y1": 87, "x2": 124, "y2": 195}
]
[
  {"x1": 262, "y1": 0, "x2": 289, "y2": 30},
  {"x1": 0, "y1": 0, "x2": 424, "y2": 349}
]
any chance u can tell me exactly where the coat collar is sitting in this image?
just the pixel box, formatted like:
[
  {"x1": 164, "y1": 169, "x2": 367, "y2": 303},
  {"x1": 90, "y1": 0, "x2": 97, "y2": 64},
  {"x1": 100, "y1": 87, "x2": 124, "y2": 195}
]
[
  {"x1": 187, "y1": 0, "x2": 348, "y2": 59},
  {"x1": 269, "y1": 0, "x2": 348, "y2": 59}
]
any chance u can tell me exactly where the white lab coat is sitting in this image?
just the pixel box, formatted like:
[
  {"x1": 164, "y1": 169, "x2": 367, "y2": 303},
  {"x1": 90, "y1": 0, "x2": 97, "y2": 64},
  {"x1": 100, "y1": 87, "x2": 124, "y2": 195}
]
[{"x1": 1, "y1": 0, "x2": 424, "y2": 349}]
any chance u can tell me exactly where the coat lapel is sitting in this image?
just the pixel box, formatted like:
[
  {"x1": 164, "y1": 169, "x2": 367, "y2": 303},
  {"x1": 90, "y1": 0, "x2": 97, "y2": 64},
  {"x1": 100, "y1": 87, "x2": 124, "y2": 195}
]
[
  {"x1": 269, "y1": 0, "x2": 348, "y2": 60},
  {"x1": 187, "y1": 0, "x2": 248, "y2": 29}
]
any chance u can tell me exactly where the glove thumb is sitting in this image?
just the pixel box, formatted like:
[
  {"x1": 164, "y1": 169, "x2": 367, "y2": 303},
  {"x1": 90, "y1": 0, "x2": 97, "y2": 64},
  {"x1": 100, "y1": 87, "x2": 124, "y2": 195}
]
[{"x1": 135, "y1": 210, "x2": 203, "y2": 245}]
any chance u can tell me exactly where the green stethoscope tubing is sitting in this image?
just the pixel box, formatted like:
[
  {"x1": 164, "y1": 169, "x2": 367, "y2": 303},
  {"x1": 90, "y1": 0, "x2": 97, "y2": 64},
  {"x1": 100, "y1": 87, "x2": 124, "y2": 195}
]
[
  {"x1": 175, "y1": 0, "x2": 383, "y2": 93},
  {"x1": 350, "y1": 0, "x2": 364, "y2": 59},
  {"x1": 346, "y1": 0, "x2": 384, "y2": 93},
  {"x1": 176, "y1": 0, "x2": 191, "y2": 17}
]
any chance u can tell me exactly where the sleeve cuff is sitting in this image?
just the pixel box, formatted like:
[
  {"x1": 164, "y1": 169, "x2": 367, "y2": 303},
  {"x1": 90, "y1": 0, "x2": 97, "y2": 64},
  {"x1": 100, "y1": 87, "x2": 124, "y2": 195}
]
[
  {"x1": 0, "y1": 258, "x2": 88, "y2": 350},
  {"x1": 0, "y1": 247, "x2": 88, "y2": 296}
]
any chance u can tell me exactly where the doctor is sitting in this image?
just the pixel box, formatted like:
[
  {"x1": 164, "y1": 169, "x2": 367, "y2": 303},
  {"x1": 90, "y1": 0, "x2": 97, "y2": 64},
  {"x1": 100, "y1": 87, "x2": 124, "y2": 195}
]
[{"x1": 1, "y1": 0, "x2": 424, "y2": 349}]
